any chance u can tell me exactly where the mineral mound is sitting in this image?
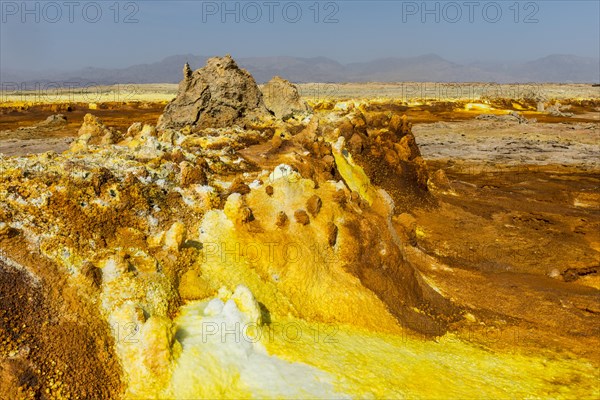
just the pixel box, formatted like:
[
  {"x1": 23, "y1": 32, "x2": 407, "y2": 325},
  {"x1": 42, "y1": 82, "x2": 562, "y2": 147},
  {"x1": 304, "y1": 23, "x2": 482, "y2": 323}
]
[
  {"x1": 262, "y1": 76, "x2": 311, "y2": 119},
  {"x1": 157, "y1": 55, "x2": 271, "y2": 130}
]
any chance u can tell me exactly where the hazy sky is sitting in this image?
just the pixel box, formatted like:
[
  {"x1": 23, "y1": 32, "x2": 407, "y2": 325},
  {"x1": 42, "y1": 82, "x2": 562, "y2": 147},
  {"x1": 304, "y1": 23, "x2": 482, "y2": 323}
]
[{"x1": 1, "y1": 0, "x2": 599, "y2": 71}]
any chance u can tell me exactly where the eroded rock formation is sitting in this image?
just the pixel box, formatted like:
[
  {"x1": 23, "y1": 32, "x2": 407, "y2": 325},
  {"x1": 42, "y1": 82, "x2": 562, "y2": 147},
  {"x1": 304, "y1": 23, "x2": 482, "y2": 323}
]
[
  {"x1": 261, "y1": 76, "x2": 311, "y2": 120},
  {"x1": 157, "y1": 55, "x2": 271, "y2": 130}
]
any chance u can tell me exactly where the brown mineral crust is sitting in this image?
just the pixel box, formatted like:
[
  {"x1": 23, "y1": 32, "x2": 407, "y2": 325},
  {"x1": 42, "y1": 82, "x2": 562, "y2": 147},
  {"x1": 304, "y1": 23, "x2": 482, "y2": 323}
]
[
  {"x1": 340, "y1": 214, "x2": 459, "y2": 335},
  {"x1": 0, "y1": 239, "x2": 122, "y2": 399},
  {"x1": 243, "y1": 107, "x2": 432, "y2": 209},
  {"x1": 344, "y1": 111, "x2": 435, "y2": 213},
  {"x1": 44, "y1": 175, "x2": 153, "y2": 250},
  {"x1": 240, "y1": 207, "x2": 254, "y2": 223},
  {"x1": 238, "y1": 114, "x2": 344, "y2": 186},
  {"x1": 228, "y1": 178, "x2": 251, "y2": 195},
  {"x1": 561, "y1": 265, "x2": 599, "y2": 283},
  {"x1": 427, "y1": 168, "x2": 452, "y2": 191},
  {"x1": 19, "y1": 162, "x2": 193, "y2": 260},
  {"x1": 332, "y1": 189, "x2": 347, "y2": 206},
  {"x1": 275, "y1": 211, "x2": 288, "y2": 227},
  {"x1": 294, "y1": 210, "x2": 310, "y2": 225},
  {"x1": 326, "y1": 222, "x2": 339, "y2": 247},
  {"x1": 290, "y1": 121, "x2": 343, "y2": 184},
  {"x1": 392, "y1": 213, "x2": 418, "y2": 246},
  {"x1": 179, "y1": 161, "x2": 207, "y2": 187},
  {"x1": 306, "y1": 195, "x2": 322, "y2": 217}
]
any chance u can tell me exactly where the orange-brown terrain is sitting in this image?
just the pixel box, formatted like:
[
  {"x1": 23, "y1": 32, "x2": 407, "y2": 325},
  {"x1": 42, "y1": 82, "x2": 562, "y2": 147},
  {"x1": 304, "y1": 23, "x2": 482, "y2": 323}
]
[{"x1": 0, "y1": 62, "x2": 599, "y2": 399}]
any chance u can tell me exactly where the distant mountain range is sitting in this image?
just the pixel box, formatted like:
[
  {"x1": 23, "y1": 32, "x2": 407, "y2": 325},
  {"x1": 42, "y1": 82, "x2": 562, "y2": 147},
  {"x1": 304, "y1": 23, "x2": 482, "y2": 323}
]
[{"x1": 2, "y1": 54, "x2": 599, "y2": 87}]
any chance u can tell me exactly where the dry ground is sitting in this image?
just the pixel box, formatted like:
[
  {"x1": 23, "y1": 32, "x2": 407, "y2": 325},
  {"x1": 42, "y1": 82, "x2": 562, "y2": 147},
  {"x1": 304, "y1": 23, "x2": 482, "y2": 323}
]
[{"x1": 0, "y1": 82, "x2": 598, "y2": 397}]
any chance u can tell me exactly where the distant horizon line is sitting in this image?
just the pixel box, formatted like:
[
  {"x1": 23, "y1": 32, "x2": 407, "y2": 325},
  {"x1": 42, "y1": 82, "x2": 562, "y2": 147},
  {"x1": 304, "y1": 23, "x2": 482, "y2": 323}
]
[{"x1": 2, "y1": 52, "x2": 599, "y2": 74}]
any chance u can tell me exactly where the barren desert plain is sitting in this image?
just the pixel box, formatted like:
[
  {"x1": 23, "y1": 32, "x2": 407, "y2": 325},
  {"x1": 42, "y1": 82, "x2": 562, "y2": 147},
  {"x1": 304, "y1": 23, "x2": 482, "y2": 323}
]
[{"x1": 0, "y1": 57, "x2": 599, "y2": 399}]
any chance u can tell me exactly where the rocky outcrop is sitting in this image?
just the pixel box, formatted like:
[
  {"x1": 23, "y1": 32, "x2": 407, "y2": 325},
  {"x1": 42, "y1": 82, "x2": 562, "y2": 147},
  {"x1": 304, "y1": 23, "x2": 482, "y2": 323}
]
[
  {"x1": 73, "y1": 113, "x2": 123, "y2": 148},
  {"x1": 77, "y1": 114, "x2": 106, "y2": 137},
  {"x1": 37, "y1": 114, "x2": 68, "y2": 127},
  {"x1": 157, "y1": 55, "x2": 271, "y2": 131},
  {"x1": 340, "y1": 112, "x2": 433, "y2": 212},
  {"x1": 284, "y1": 110, "x2": 432, "y2": 213},
  {"x1": 261, "y1": 76, "x2": 311, "y2": 120}
]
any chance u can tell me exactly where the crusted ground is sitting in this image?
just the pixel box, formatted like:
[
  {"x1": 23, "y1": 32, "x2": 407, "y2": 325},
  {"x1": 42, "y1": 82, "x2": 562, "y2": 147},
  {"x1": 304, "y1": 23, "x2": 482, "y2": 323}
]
[{"x1": 0, "y1": 82, "x2": 599, "y2": 399}]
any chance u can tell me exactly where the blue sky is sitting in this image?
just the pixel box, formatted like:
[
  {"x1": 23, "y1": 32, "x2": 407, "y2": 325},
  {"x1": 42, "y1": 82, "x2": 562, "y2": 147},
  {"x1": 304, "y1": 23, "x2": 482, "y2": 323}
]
[{"x1": 1, "y1": 0, "x2": 599, "y2": 71}]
